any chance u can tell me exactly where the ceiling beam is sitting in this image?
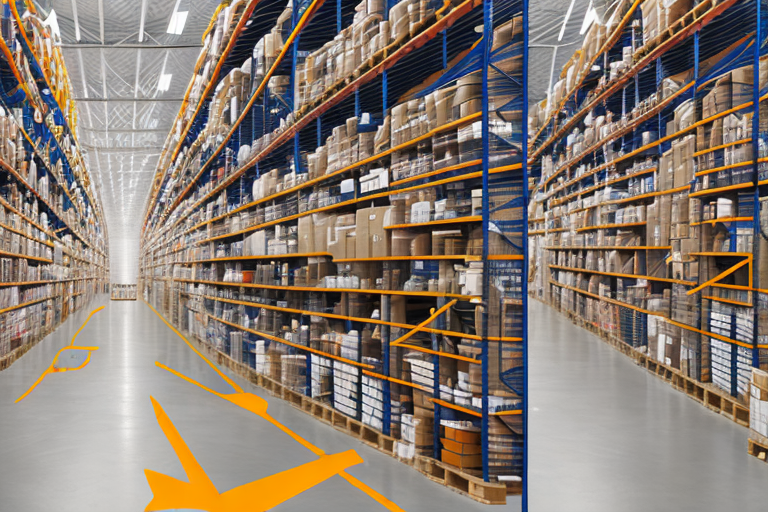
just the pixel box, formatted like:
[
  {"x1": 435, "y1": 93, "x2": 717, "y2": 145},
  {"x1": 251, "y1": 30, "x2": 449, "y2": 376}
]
[
  {"x1": 97, "y1": 0, "x2": 104, "y2": 44},
  {"x1": 70, "y1": 0, "x2": 81, "y2": 41},
  {"x1": 61, "y1": 43, "x2": 202, "y2": 49},
  {"x1": 74, "y1": 98, "x2": 184, "y2": 103},
  {"x1": 79, "y1": 128, "x2": 169, "y2": 133},
  {"x1": 138, "y1": 0, "x2": 148, "y2": 43}
]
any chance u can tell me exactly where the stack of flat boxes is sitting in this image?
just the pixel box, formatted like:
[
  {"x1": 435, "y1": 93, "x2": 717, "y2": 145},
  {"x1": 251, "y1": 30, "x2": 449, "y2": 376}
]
[
  {"x1": 734, "y1": 307, "x2": 755, "y2": 397},
  {"x1": 406, "y1": 356, "x2": 434, "y2": 390},
  {"x1": 333, "y1": 360, "x2": 359, "y2": 418},
  {"x1": 281, "y1": 354, "x2": 307, "y2": 394},
  {"x1": 399, "y1": 412, "x2": 434, "y2": 459},
  {"x1": 441, "y1": 425, "x2": 482, "y2": 471},
  {"x1": 253, "y1": 339, "x2": 268, "y2": 375},
  {"x1": 361, "y1": 358, "x2": 384, "y2": 430},
  {"x1": 311, "y1": 354, "x2": 333, "y2": 400},
  {"x1": 750, "y1": 368, "x2": 768, "y2": 446},
  {"x1": 710, "y1": 304, "x2": 733, "y2": 393}
]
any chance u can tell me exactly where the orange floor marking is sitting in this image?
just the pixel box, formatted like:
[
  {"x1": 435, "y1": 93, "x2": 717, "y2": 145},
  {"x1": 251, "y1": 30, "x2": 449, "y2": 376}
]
[
  {"x1": 15, "y1": 306, "x2": 105, "y2": 403},
  {"x1": 145, "y1": 396, "x2": 363, "y2": 512},
  {"x1": 145, "y1": 300, "x2": 406, "y2": 512}
]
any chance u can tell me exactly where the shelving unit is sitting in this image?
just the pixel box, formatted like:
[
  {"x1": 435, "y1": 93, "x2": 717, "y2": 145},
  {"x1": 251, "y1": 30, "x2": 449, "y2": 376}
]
[
  {"x1": 0, "y1": 4, "x2": 109, "y2": 370},
  {"x1": 111, "y1": 284, "x2": 137, "y2": 301},
  {"x1": 139, "y1": 0, "x2": 526, "y2": 503},
  {"x1": 528, "y1": 0, "x2": 767, "y2": 421}
]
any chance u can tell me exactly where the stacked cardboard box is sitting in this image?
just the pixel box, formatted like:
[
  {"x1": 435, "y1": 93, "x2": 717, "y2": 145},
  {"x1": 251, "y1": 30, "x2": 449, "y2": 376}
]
[
  {"x1": 362, "y1": 369, "x2": 385, "y2": 430},
  {"x1": 333, "y1": 360, "x2": 360, "y2": 417},
  {"x1": 750, "y1": 368, "x2": 768, "y2": 447},
  {"x1": 311, "y1": 355, "x2": 333, "y2": 400},
  {"x1": 441, "y1": 425, "x2": 482, "y2": 470}
]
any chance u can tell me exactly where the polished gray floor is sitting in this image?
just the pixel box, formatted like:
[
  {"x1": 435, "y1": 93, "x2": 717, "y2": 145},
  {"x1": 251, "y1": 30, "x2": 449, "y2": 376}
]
[
  {"x1": 5, "y1": 297, "x2": 765, "y2": 511},
  {"x1": 0, "y1": 297, "x2": 522, "y2": 511},
  {"x1": 528, "y1": 299, "x2": 768, "y2": 512}
]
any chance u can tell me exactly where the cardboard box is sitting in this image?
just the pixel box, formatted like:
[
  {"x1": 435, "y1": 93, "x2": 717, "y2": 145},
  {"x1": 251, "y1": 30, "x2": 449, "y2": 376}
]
[
  {"x1": 441, "y1": 437, "x2": 482, "y2": 455},
  {"x1": 441, "y1": 449, "x2": 482, "y2": 469},
  {"x1": 444, "y1": 426, "x2": 481, "y2": 444},
  {"x1": 298, "y1": 216, "x2": 314, "y2": 253}
]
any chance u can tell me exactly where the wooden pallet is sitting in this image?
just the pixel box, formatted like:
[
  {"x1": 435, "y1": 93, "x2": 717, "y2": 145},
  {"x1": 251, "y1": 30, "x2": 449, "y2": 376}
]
[
  {"x1": 185, "y1": 331, "x2": 510, "y2": 504},
  {"x1": 748, "y1": 437, "x2": 768, "y2": 462},
  {"x1": 412, "y1": 456, "x2": 509, "y2": 505},
  {"x1": 551, "y1": 299, "x2": 751, "y2": 429}
]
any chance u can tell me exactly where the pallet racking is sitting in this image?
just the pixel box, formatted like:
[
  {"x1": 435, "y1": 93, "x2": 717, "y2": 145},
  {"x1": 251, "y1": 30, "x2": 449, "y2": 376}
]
[
  {"x1": 139, "y1": 0, "x2": 527, "y2": 504},
  {"x1": 0, "y1": 2, "x2": 109, "y2": 370},
  {"x1": 528, "y1": 0, "x2": 768, "y2": 425}
]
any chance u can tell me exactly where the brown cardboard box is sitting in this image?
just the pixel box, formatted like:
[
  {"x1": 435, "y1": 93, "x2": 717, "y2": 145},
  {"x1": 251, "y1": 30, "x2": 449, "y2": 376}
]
[
  {"x1": 369, "y1": 206, "x2": 394, "y2": 257},
  {"x1": 673, "y1": 136, "x2": 695, "y2": 188},
  {"x1": 413, "y1": 389, "x2": 434, "y2": 410},
  {"x1": 460, "y1": 98, "x2": 483, "y2": 118},
  {"x1": 642, "y1": 0, "x2": 659, "y2": 44},
  {"x1": 391, "y1": 295, "x2": 406, "y2": 324},
  {"x1": 436, "y1": 97, "x2": 452, "y2": 126},
  {"x1": 455, "y1": 74, "x2": 482, "y2": 105},
  {"x1": 659, "y1": 148, "x2": 674, "y2": 191},
  {"x1": 345, "y1": 231, "x2": 357, "y2": 259},
  {"x1": 411, "y1": 233, "x2": 431, "y2": 256},
  {"x1": 663, "y1": 0, "x2": 692, "y2": 28},
  {"x1": 441, "y1": 449, "x2": 482, "y2": 469},
  {"x1": 298, "y1": 216, "x2": 314, "y2": 253},
  {"x1": 441, "y1": 437, "x2": 482, "y2": 455},
  {"x1": 355, "y1": 208, "x2": 371, "y2": 258},
  {"x1": 445, "y1": 426, "x2": 481, "y2": 444},
  {"x1": 391, "y1": 230, "x2": 415, "y2": 256},
  {"x1": 414, "y1": 430, "x2": 434, "y2": 447}
]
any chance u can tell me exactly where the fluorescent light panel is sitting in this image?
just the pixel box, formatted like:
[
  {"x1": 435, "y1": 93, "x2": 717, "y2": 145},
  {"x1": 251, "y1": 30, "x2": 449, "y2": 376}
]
[
  {"x1": 167, "y1": 0, "x2": 188, "y2": 35},
  {"x1": 157, "y1": 73, "x2": 173, "y2": 92}
]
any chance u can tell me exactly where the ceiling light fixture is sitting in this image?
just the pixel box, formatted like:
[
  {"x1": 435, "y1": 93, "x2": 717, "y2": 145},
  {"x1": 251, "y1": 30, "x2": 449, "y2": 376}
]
[
  {"x1": 157, "y1": 74, "x2": 173, "y2": 92},
  {"x1": 558, "y1": 0, "x2": 576, "y2": 42},
  {"x1": 167, "y1": 0, "x2": 188, "y2": 35}
]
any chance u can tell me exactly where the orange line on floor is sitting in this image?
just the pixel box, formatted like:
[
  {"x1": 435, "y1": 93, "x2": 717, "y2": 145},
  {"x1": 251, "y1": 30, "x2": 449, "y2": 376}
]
[
  {"x1": 147, "y1": 302, "x2": 405, "y2": 511},
  {"x1": 144, "y1": 396, "x2": 363, "y2": 512},
  {"x1": 15, "y1": 306, "x2": 105, "y2": 402}
]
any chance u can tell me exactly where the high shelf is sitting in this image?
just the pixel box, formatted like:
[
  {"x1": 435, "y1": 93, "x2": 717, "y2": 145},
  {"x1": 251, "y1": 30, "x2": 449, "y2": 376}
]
[
  {"x1": 528, "y1": 0, "x2": 767, "y2": 427},
  {"x1": 138, "y1": 0, "x2": 527, "y2": 503},
  {"x1": 0, "y1": 2, "x2": 109, "y2": 370}
]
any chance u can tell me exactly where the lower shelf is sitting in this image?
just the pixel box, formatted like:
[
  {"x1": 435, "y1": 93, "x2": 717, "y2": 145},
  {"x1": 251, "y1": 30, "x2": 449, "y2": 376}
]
[{"x1": 183, "y1": 328, "x2": 514, "y2": 504}]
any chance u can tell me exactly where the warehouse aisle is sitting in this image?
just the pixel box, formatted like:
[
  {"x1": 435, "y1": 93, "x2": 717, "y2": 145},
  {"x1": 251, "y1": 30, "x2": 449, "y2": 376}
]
[
  {"x1": 0, "y1": 298, "x2": 521, "y2": 511},
  {"x1": 528, "y1": 299, "x2": 768, "y2": 512}
]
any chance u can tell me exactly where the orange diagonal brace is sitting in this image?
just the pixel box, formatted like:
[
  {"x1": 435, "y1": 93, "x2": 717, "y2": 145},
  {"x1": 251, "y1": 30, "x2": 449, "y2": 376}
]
[
  {"x1": 687, "y1": 255, "x2": 752, "y2": 295},
  {"x1": 390, "y1": 299, "x2": 457, "y2": 347}
]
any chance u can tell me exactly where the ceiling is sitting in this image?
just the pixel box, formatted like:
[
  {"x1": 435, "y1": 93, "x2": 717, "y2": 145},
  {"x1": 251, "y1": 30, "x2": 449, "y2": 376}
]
[
  {"x1": 33, "y1": 0, "x2": 222, "y2": 283},
  {"x1": 530, "y1": 0, "x2": 615, "y2": 104}
]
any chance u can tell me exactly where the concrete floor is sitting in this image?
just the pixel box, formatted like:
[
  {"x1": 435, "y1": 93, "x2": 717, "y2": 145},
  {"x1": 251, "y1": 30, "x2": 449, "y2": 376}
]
[
  {"x1": 528, "y1": 299, "x2": 768, "y2": 512},
  {"x1": 0, "y1": 297, "x2": 522, "y2": 512},
  {"x1": 4, "y1": 297, "x2": 767, "y2": 511}
]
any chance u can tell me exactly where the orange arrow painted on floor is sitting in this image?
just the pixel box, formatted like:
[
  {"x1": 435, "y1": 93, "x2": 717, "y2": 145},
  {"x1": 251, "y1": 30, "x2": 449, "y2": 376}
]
[
  {"x1": 145, "y1": 396, "x2": 363, "y2": 512},
  {"x1": 146, "y1": 300, "x2": 406, "y2": 512}
]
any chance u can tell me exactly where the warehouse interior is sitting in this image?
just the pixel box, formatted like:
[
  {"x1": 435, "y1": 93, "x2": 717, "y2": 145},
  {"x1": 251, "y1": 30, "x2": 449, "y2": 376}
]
[{"x1": 1, "y1": 0, "x2": 768, "y2": 511}]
